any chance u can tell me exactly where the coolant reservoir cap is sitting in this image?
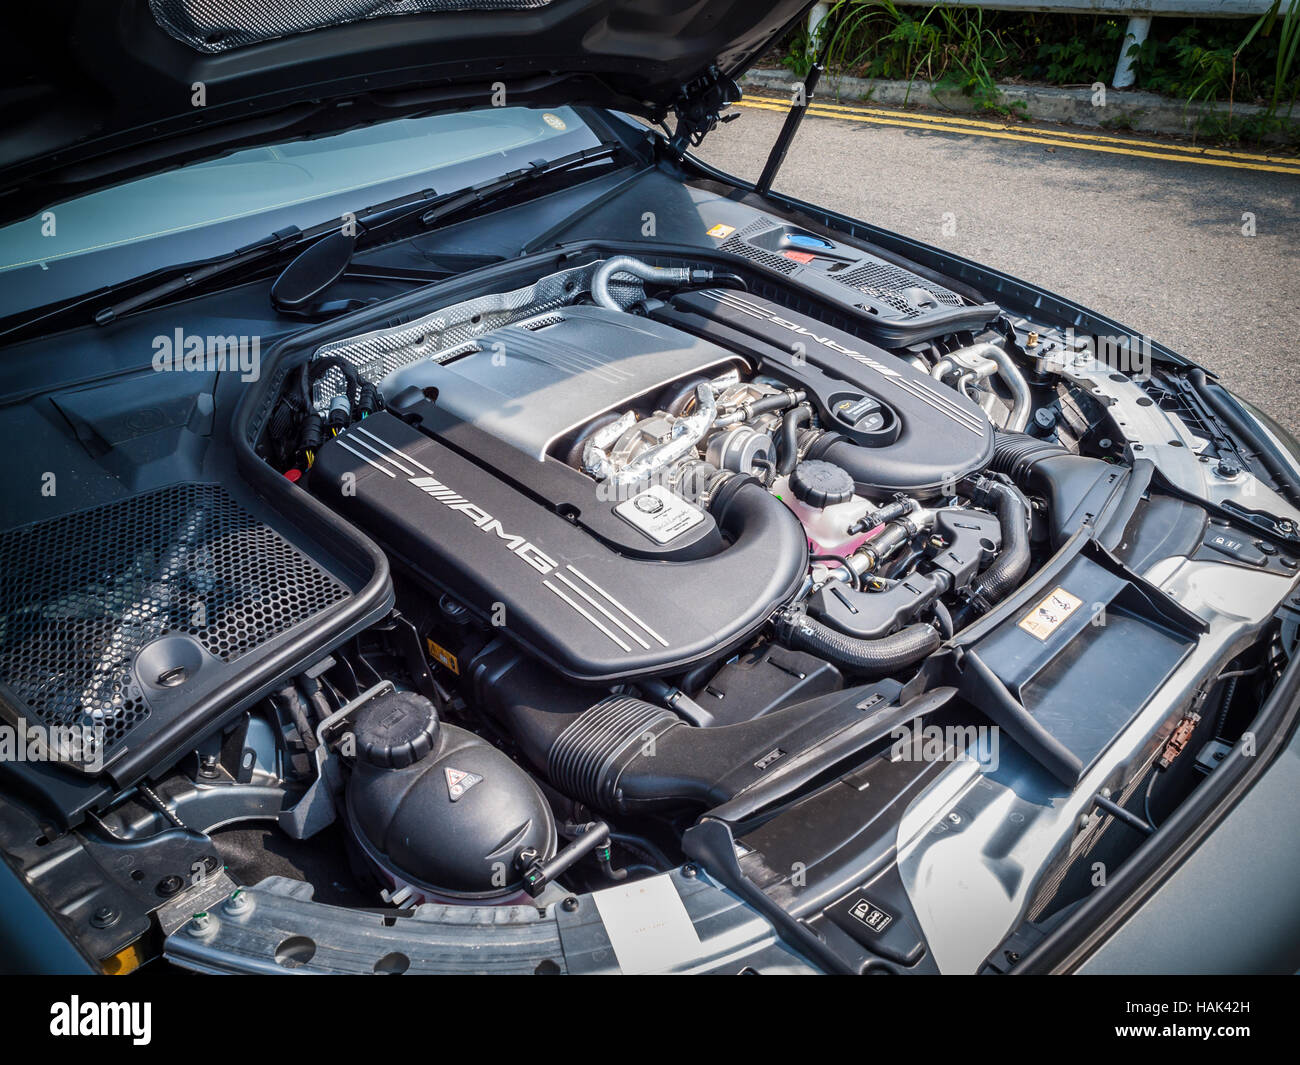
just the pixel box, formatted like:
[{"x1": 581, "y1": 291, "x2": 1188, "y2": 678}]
[
  {"x1": 790, "y1": 460, "x2": 854, "y2": 508},
  {"x1": 354, "y1": 690, "x2": 440, "y2": 769}
]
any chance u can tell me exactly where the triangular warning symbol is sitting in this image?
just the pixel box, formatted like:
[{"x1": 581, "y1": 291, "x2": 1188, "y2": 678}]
[{"x1": 445, "y1": 766, "x2": 483, "y2": 801}]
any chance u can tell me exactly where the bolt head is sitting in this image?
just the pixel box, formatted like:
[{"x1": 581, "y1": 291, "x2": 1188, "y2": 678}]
[
  {"x1": 156, "y1": 875, "x2": 184, "y2": 898},
  {"x1": 186, "y1": 912, "x2": 216, "y2": 937},
  {"x1": 223, "y1": 890, "x2": 252, "y2": 916},
  {"x1": 90, "y1": 905, "x2": 118, "y2": 928}
]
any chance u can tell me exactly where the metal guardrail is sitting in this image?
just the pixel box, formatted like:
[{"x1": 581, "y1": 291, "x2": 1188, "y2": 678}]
[{"x1": 807, "y1": 0, "x2": 1280, "y2": 88}]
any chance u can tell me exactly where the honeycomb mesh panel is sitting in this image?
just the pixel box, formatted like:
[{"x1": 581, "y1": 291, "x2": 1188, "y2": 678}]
[
  {"x1": 308, "y1": 261, "x2": 642, "y2": 410},
  {"x1": 0, "y1": 484, "x2": 348, "y2": 757},
  {"x1": 720, "y1": 216, "x2": 965, "y2": 319},
  {"x1": 832, "y1": 259, "x2": 964, "y2": 318},
  {"x1": 720, "y1": 219, "x2": 799, "y2": 276},
  {"x1": 150, "y1": 0, "x2": 553, "y2": 54}
]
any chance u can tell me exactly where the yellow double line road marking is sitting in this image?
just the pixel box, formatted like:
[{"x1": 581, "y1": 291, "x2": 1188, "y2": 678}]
[{"x1": 737, "y1": 96, "x2": 1300, "y2": 176}]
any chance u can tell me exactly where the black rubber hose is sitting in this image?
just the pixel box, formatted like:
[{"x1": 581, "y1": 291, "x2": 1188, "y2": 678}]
[
  {"x1": 742, "y1": 392, "x2": 801, "y2": 420},
  {"x1": 933, "y1": 600, "x2": 954, "y2": 640},
  {"x1": 777, "y1": 403, "x2": 812, "y2": 475},
  {"x1": 967, "y1": 479, "x2": 1032, "y2": 610},
  {"x1": 777, "y1": 609, "x2": 940, "y2": 678},
  {"x1": 989, "y1": 431, "x2": 1068, "y2": 481},
  {"x1": 607, "y1": 830, "x2": 675, "y2": 871},
  {"x1": 694, "y1": 271, "x2": 748, "y2": 294}
]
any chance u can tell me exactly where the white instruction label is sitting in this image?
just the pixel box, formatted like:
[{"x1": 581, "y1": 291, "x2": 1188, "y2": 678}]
[
  {"x1": 591, "y1": 875, "x2": 702, "y2": 974},
  {"x1": 1017, "y1": 586, "x2": 1083, "y2": 641},
  {"x1": 614, "y1": 485, "x2": 704, "y2": 544}
]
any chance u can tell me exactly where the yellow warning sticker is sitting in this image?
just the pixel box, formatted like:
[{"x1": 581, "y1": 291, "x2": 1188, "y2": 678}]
[
  {"x1": 426, "y1": 638, "x2": 460, "y2": 675},
  {"x1": 705, "y1": 223, "x2": 736, "y2": 239},
  {"x1": 1017, "y1": 586, "x2": 1083, "y2": 641}
]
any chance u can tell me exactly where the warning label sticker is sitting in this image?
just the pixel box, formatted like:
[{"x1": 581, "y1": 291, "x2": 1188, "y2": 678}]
[
  {"x1": 445, "y1": 766, "x2": 483, "y2": 802},
  {"x1": 615, "y1": 485, "x2": 705, "y2": 544},
  {"x1": 1017, "y1": 586, "x2": 1084, "y2": 641},
  {"x1": 426, "y1": 637, "x2": 460, "y2": 675},
  {"x1": 705, "y1": 223, "x2": 736, "y2": 239},
  {"x1": 848, "y1": 897, "x2": 894, "y2": 935}
]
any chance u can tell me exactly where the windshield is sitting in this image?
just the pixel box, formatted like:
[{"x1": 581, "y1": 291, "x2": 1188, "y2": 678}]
[{"x1": 0, "y1": 106, "x2": 597, "y2": 318}]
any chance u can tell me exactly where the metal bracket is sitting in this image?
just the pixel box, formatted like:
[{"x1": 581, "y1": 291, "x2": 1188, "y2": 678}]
[
  {"x1": 277, "y1": 680, "x2": 394, "y2": 840},
  {"x1": 668, "y1": 67, "x2": 742, "y2": 155}
]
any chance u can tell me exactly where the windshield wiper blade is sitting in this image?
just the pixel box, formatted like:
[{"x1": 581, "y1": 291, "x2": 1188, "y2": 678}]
[
  {"x1": 91, "y1": 142, "x2": 621, "y2": 327},
  {"x1": 419, "y1": 143, "x2": 620, "y2": 225},
  {"x1": 269, "y1": 144, "x2": 621, "y2": 315},
  {"x1": 89, "y1": 183, "x2": 449, "y2": 326},
  {"x1": 91, "y1": 224, "x2": 309, "y2": 325}
]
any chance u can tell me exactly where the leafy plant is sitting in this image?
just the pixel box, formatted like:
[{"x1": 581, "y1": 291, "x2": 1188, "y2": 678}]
[
  {"x1": 1036, "y1": 19, "x2": 1124, "y2": 85},
  {"x1": 781, "y1": 26, "x2": 817, "y2": 80},
  {"x1": 1239, "y1": 0, "x2": 1300, "y2": 119},
  {"x1": 770, "y1": 3, "x2": 1300, "y2": 143},
  {"x1": 817, "y1": 1, "x2": 1016, "y2": 111}
]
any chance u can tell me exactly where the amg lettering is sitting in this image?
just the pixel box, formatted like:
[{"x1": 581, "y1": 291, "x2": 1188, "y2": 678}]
[
  {"x1": 739, "y1": 300, "x2": 899, "y2": 374},
  {"x1": 408, "y1": 477, "x2": 557, "y2": 574}
]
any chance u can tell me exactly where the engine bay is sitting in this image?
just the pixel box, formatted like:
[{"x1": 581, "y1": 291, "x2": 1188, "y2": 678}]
[
  {"x1": 254, "y1": 250, "x2": 1046, "y2": 909},
  {"x1": 3, "y1": 211, "x2": 1297, "y2": 974}
]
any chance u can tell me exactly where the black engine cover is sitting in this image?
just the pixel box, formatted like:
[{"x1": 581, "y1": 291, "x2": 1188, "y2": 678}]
[{"x1": 310, "y1": 412, "x2": 807, "y2": 683}]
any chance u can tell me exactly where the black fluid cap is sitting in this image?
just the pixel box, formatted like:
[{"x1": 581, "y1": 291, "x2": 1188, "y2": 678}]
[
  {"x1": 354, "y1": 690, "x2": 440, "y2": 769},
  {"x1": 790, "y1": 460, "x2": 854, "y2": 508}
]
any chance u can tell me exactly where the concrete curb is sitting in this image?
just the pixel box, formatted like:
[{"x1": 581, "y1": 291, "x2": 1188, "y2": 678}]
[{"x1": 742, "y1": 67, "x2": 1300, "y2": 143}]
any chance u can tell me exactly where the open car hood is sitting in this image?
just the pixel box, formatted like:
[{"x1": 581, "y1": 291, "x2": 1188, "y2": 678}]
[{"x1": 0, "y1": 0, "x2": 811, "y2": 224}]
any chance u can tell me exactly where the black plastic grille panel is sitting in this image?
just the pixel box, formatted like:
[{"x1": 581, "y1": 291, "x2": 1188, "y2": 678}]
[
  {"x1": 720, "y1": 218, "x2": 965, "y2": 321},
  {"x1": 0, "y1": 484, "x2": 348, "y2": 757},
  {"x1": 833, "y1": 260, "x2": 965, "y2": 318},
  {"x1": 720, "y1": 220, "x2": 799, "y2": 276}
]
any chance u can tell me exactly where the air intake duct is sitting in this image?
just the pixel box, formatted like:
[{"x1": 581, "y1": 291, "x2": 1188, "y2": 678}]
[
  {"x1": 471, "y1": 649, "x2": 924, "y2": 815},
  {"x1": 989, "y1": 431, "x2": 1130, "y2": 548}
]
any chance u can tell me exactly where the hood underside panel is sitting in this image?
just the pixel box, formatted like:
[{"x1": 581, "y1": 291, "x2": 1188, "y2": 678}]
[{"x1": 1, "y1": 0, "x2": 810, "y2": 222}]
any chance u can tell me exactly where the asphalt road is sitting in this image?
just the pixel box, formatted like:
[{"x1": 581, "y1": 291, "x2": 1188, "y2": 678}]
[{"x1": 693, "y1": 99, "x2": 1300, "y2": 434}]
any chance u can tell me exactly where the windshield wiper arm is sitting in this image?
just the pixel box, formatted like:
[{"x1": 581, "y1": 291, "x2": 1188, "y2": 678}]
[
  {"x1": 91, "y1": 143, "x2": 621, "y2": 327},
  {"x1": 270, "y1": 143, "x2": 621, "y2": 314},
  {"x1": 91, "y1": 224, "x2": 309, "y2": 325}
]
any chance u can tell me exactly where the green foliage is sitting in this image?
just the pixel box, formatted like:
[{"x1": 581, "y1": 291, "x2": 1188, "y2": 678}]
[
  {"x1": 1239, "y1": 0, "x2": 1299, "y2": 118},
  {"x1": 778, "y1": 2, "x2": 1300, "y2": 141},
  {"x1": 817, "y1": 1, "x2": 1019, "y2": 113},
  {"x1": 1035, "y1": 19, "x2": 1125, "y2": 86},
  {"x1": 780, "y1": 26, "x2": 817, "y2": 80}
]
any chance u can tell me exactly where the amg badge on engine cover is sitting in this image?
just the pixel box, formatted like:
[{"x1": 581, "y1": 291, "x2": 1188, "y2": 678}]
[{"x1": 614, "y1": 485, "x2": 705, "y2": 544}]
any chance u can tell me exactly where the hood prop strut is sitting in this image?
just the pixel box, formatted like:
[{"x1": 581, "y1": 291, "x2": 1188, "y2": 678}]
[{"x1": 756, "y1": 35, "x2": 831, "y2": 196}]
